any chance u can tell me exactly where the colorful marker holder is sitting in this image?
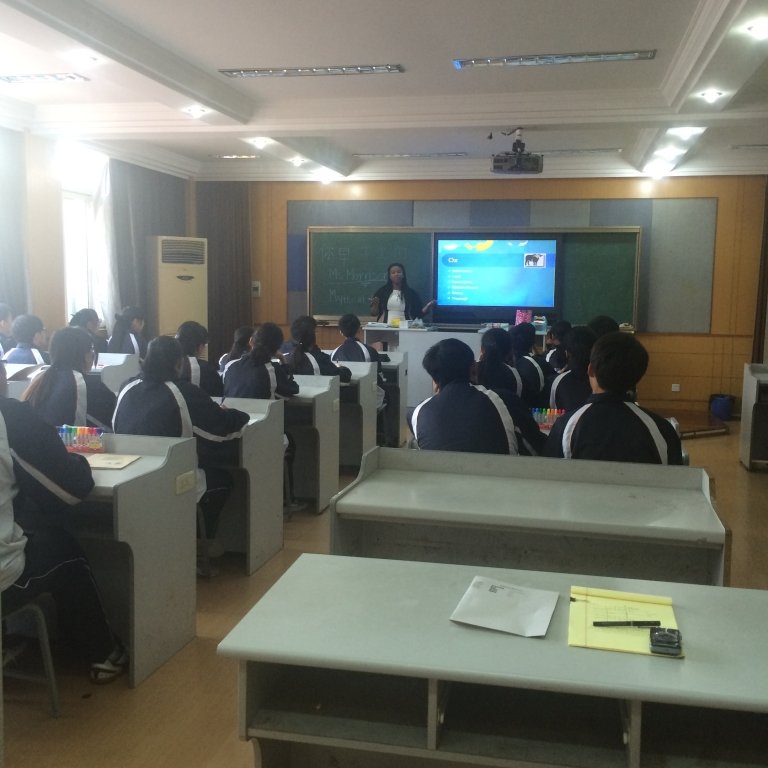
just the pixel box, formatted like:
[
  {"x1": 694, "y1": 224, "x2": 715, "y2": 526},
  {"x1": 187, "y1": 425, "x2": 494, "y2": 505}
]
[
  {"x1": 531, "y1": 408, "x2": 565, "y2": 431},
  {"x1": 57, "y1": 425, "x2": 105, "y2": 453}
]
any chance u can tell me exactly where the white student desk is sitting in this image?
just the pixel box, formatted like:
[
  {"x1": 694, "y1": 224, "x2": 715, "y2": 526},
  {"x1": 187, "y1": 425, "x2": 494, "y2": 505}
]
[
  {"x1": 69, "y1": 434, "x2": 198, "y2": 687},
  {"x1": 211, "y1": 397, "x2": 284, "y2": 573},
  {"x1": 336, "y1": 361, "x2": 377, "y2": 467},
  {"x1": 218, "y1": 554, "x2": 768, "y2": 768},
  {"x1": 92, "y1": 352, "x2": 140, "y2": 394},
  {"x1": 380, "y1": 351, "x2": 408, "y2": 446},
  {"x1": 739, "y1": 362, "x2": 768, "y2": 470},
  {"x1": 330, "y1": 448, "x2": 727, "y2": 586},
  {"x1": 285, "y1": 376, "x2": 340, "y2": 513}
]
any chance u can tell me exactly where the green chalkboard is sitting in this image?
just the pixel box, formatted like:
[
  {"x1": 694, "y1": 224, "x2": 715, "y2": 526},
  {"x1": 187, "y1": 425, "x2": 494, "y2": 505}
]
[
  {"x1": 309, "y1": 229, "x2": 433, "y2": 319},
  {"x1": 560, "y1": 231, "x2": 638, "y2": 326},
  {"x1": 309, "y1": 227, "x2": 639, "y2": 326}
]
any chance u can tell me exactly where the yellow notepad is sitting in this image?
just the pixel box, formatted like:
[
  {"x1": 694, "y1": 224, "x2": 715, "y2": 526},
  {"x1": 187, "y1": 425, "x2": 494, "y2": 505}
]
[{"x1": 568, "y1": 586, "x2": 680, "y2": 657}]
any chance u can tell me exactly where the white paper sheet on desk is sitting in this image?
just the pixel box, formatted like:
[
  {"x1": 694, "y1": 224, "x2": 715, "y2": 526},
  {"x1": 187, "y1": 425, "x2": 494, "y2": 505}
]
[{"x1": 450, "y1": 576, "x2": 559, "y2": 637}]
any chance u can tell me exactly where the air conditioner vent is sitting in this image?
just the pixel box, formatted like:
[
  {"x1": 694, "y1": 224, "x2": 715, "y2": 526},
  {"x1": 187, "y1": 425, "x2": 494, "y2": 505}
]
[{"x1": 160, "y1": 236, "x2": 207, "y2": 265}]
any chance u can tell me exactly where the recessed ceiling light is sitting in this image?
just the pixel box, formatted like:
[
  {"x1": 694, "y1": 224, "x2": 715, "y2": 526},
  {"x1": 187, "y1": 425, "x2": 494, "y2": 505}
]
[
  {"x1": 182, "y1": 104, "x2": 210, "y2": 118},
  {"x1": 746, "y1": 17, "x2": 768, "y2": 40},
  {"x1": 220, "y1": 64, "x2": 403, "y2": 78},
  {"x1": 666, "y1": 127, "x2": 705, "y2": 141},
  {"x1": 699, "y1": 89, "x2": 724, "y2": 104},
  {"x1": 246, "y1": 137, "x2": 273, "y2": 150},
  {"x1": 0, "y1": 72, "x2": 88, "y2": 84},
  {"x1": 643, "y1": 158, "x2": 675, "y2": 179},
  {"x1": 453, "y1": 50, "x2": 655, "y2": 69},
  {"x1": 290, "y1": 156, "x2": 306, "y2": 167}
]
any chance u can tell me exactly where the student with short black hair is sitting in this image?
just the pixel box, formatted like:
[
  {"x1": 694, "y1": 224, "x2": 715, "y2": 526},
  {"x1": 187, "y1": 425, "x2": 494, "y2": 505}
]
[
  {"x1": 331, "y1": 313, "x2": 381, "y2": 365},
  {"x1": 544, "y1": 332, "x2": 683, "y2": 464},
  {"x1": 22, "y1": 326, "x2": 116, "y2": 431},
  {"x1": 544, "y1": 319, "x2": 572, "y2": 373},
  {"x1": 409, "y1": 338, "x2": 519, "y2": 455},
  {"x1": 176, "y1": 320, "x2": 223, "y2": 397},
  {"x1": 3, "y1": 314, "x2": 48, "y2": 364},
  {"x1": 218, "y1": 325, "x2": 253, "y2": 372},
  {"x1": 587, "y1": 314, "x2": 620, "y2": 339}
]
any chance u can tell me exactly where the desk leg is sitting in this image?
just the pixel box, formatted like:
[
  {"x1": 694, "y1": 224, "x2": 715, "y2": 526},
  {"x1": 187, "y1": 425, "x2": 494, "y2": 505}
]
[{"x1": 620, "y1": 699, "x2": 642, "y2": 768}]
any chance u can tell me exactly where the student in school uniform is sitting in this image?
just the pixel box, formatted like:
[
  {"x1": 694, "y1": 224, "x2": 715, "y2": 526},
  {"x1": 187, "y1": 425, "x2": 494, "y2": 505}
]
[
  {"x1": 107, "y1": 306, "x2": 147, "y2": 359},
  {"x1": 112, "y1": 336, "x2": 249, "y2": 543},
  {"x1": 410, "y1": 338, "x2": 520, "y2": 455},
  {"x1": 546, "y1": 325, "x2": 596, "y2": 412},
  {"x1": 218, "y1": 325, "x2": 253, "y2": 373},
  {"x1": 284, "y1": 316, "x2": 352, "y2": 383},
  {"x1": 3, "y1": 314, "x2": 49, "y2": 365},
  {"x1": 176, "y1": 320, "x2": 223, "y2": 397},
  {"x1": 544, "y1": 331, "x2": 683, "y2": 464},
  {"x1": 544, "y1": 319, "x2": 572, "y2": 373},
  {"x1": 22, "y1": 326, "x2": 116, "y2": 431},
  {"x1": 587, "y1": 314, "x2": 620, "y2": 339},
  {"x1": 475, "y1": 327, "x2": 523, "y2": 397},
  {"x1": 222, "y1": 323, "x2": 303, "y2": 509},
  {"x1": 0, "y1": 359, "x2": 127, "y2": 684},
  {"x1": 0, "y1": 303, "x2": 15, "y2": 358},
  {"x1": 509, "y1": 322, "x2": 554, "y2": 409},
  {"x1": 69, "y1": 308, "x2": 109, "y2": 355},
  {"x1": 332, "y1": 313, "x2": 396, "y2": 446}
]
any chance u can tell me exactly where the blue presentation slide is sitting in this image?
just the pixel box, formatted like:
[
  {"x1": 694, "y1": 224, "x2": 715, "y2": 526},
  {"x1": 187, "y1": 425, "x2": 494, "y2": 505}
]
[{"x1": 436, "y1": 239, "x2": 557, "y2": 307}]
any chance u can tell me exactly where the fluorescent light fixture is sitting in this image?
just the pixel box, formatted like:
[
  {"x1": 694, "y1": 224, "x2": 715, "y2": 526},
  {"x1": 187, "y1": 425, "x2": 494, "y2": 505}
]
[
  {"x1": 653, "y1": 145, "x2": 686, "y2": 161},
  {"x1": 352, "y1": 152, "x2": 468, "y2": 159},
  {"x1": 220, "y1": 64, "x2": 403, "y2": 78},
  {"x1": 210, "y1": 154, "x2": 259, "y2": 160},
  {"x1": 643, "y1": 158, "x2": 675, "y2": 179},
  {"x1": 290, "y1": 156, "x2": 306, "y2": 167},
  {"x1": 311, "y1": 168, "x2": 344, "y2": 184},
  {"x1": 453, "y1": 50, "x2": 655, "y2": 69},
  {"x1": 0, "y1": 72, "x2": 88, "y2": 83},
  {"x1": 182, "y1": 104, "x2": 210, "y2": 118},
  {"x1": 699, "y1": 89, "x2": 724, "y2": 104},
  {"x1": 666, "y1": 126, "x2": 705, "y2": 141},
  {"x1": 746, "y1": 17, "x2": 768, "y2": 40}
]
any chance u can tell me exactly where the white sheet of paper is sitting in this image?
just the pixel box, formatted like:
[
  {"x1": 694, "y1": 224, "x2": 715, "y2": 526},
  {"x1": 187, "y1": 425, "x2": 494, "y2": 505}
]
[{"x1": 450, "y1": 576, "x2": 559, "y2": 637}]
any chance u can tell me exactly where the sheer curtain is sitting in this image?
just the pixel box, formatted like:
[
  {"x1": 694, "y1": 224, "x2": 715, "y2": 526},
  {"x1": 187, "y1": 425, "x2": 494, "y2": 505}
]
[
  {"x1": 91, "y1": 164, "x2": 119, "y2": 331},
  {"x1": 0, "y1": 128, "x2": 29, "y2": 312}
]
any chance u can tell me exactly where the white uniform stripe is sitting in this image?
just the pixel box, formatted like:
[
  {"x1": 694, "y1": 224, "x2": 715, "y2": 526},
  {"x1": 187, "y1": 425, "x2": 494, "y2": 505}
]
[
  {"x1": 505, "y1": 363, "x2": 523, "y2": 396},
  {"x1": 73, "y1": 370, "x2": 88, "y2": 426},
  {"x1": 410, "y1": 396, "x2": 432, "y2": 444},
  {"x1": 624, "y1": 401, "x2": 669, "y2": 464},
  {"x1": 549, "y1": 370, "x2": 569, "y2": 409},
  {"x1": 164, "y1": 382, "x2": 194, "y2": 438},
  {"x1": 112, "y1": 378, "x2": 142, "y2": 432},
  {"x1": 267, "y1": 364, "x2": 277, "y2": 399},
  {"x1": 524, "y1": 356, "x2": 545, "y2": 389},
  {"x1": 474, "y1": 385, "x2": 519, "y2": 455},
  {"x1": 562, "y1": 402, "x2": 592, "y2": 458},
  {"x1": 305, "y1": 353, "x2": 321, "y2": 375},
  {"x1": 188, "y1": 357, "x2": 201, "y2": 387}
]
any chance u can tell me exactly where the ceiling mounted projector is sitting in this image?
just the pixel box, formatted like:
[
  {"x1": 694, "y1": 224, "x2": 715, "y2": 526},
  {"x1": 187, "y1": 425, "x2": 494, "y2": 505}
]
[{"x1": 491, "y1": 127, "x2": 543, "y2": 174}]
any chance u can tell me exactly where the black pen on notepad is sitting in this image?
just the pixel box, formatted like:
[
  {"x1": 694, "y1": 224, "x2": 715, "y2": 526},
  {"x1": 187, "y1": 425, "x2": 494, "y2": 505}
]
[{"x1": 592, "y1": 620, "x2": 661, "y2": 627}]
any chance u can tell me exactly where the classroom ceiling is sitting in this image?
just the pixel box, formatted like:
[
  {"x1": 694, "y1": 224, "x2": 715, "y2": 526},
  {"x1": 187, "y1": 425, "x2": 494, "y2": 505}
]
[{"x1": 1, "y1": 0, "x2": 768, "y2": 182}]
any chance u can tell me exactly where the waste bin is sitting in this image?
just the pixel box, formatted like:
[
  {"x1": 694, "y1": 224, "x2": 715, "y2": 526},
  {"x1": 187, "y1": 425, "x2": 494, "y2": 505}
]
[{"x1": 709, "y1": 394, "x2": 735, "y2": 421}]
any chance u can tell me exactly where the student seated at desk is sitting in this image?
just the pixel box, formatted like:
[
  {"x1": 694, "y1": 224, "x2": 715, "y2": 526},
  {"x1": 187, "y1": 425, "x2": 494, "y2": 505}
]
[
  {"x1": 546, "y1": 325, "x2": 596, "y2": 412},
  {"x1": 222, "y1": 323, "x2": 303, "y2": 511},
  {"x1": 476, "y1": 328, "x2": 523, "y2": 397},
  {"x1": 284, "y1": 316, "x2": 352, "y2": 383},
  {"x1": 544, "y1": 332, "x2": 683, "y2": 464},
  {"x1": 2, "y1": 314, "x2": 49, "y2": 365},
  {"x1": 176, "y1": 320, "x2": 223, "y2": 397},
  {"x1": 331, "y1": 313, "x2": 383, "y2": 367},
  {"x1": 509, "y1": 322, "x2": 554, "y2": 409},
  {"x1": 22, "y1": 326, "x2": 116, "y2": 431},
  {"x1": 112, "y1": 336, "x2": 249, "y2": 544},
  {"x1": 218, "y1": 325, "x2": 253, "y2": 373},
  {"x1": 410, "y1": 338, "x2": 521, "y2": 455},
  {"x1": 69, "y1": 308, "x2": 108, "y2": 355},
  {"x1": 107, "y1": 305, "x2": 147, "y2": 359},
  {"x1": 544, "y1": 319, "x2": 572, "y2": 373},
  {"x1": 0, "y1": 360, "x2": 126, "y2": 684}
]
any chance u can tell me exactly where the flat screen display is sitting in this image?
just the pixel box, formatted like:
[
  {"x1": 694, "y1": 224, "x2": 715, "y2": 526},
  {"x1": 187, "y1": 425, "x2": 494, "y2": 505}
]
[{"x1": 433, "y1": 235, "x2": 559, "y2": 322}]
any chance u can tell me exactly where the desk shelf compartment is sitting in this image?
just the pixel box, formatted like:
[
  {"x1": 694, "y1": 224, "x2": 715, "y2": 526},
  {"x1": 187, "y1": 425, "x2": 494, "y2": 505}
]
[
  {"x1": 640, "y1": 703, "x2": 768, "y2": 767},
  {"x1": 436, "y1": 682, "x2": 627, "y2": 768},
  {"x1": 244, "y1": 662, "x2": 429, "y2": 750}
]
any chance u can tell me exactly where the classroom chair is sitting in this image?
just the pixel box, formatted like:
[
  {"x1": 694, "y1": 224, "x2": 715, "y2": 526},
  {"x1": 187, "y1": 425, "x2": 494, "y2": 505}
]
[{"x1": 2, "y1": 593, "x2": 60, "y2": 717}]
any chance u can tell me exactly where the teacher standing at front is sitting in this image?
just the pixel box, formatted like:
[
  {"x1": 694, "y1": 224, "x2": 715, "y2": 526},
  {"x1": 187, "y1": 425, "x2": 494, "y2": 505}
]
[{"x1": 370, "y1": 262, "x2": 436, "y2": 324}]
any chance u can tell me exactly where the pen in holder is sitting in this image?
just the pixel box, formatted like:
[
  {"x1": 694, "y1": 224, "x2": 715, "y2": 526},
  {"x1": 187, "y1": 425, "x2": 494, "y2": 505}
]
[{"x1": 58, "y1": 425, "x2": 105, "y2": 453}]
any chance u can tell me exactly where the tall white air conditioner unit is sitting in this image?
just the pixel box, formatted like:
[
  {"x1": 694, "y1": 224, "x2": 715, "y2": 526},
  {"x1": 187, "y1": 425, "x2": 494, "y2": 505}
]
[{"x1": 151, "y1": 236, "x2": 208, "y2": 337}]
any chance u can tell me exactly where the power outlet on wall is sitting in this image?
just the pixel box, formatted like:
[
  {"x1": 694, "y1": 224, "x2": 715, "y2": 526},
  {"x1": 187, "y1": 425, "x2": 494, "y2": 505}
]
[
  {"x1": 671, "y1": 383, "x2": 681, "y2": 392},
  {"x1": 251, "y1": 281, "x2": 261, "y2": 298}
]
